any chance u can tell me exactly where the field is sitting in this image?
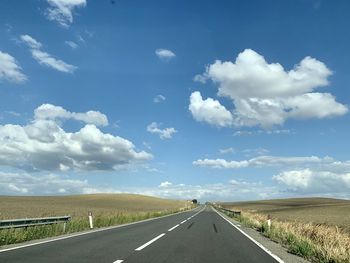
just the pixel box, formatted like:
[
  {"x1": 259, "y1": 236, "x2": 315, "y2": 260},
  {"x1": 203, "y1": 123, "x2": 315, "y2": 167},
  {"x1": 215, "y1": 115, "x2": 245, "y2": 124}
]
[
  {"x1": 0, "y1": 194, "x2": 188, "y2": 219},
  {"x1": 219, "y1": 197, "x2": 350, "y2": 262},
  {"x1": 220, "y1": 197, "x2": 350, "y2": 232},
  {"x1": 0, "y1": 194, "x2": 190, "y2": 246}
]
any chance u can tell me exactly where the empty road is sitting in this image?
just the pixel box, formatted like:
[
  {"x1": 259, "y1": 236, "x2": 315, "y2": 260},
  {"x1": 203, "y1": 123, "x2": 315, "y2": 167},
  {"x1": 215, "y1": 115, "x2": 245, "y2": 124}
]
[{"x1": 0, "y1": 205, "x2": 282, "y2": 263}]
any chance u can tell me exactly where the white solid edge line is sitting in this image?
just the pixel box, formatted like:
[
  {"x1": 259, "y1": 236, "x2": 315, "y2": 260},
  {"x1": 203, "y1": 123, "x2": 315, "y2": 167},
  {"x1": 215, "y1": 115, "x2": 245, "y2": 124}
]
[
  {"x1": 213, "y1": 207, "x2": 284, "y2": 263},
  {"x1": 135, "y1": 233, "x2": 166, "y2": 251},
  {"x1": 0, "y1": 206, "x2": 201, "y2": 253},
  {"x1": 113, "y1": 260, "x2": 124, "y2": 263},
  {"x1": 168, "y1": 224, "x2": 180, "y2": 232},
  {"x1": 180, "y1": 220, "x2": 187, "y2": 224}
]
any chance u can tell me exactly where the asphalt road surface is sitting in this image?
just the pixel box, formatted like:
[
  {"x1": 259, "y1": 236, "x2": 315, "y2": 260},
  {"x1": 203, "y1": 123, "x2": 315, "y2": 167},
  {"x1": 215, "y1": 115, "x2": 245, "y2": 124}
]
[{"x1": 0, "y1": 205, "x2": 282, "y2": 263}]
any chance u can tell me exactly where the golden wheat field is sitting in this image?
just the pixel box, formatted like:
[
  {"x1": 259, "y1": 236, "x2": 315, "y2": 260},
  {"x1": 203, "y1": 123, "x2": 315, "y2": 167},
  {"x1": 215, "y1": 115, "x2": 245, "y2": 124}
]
[
  {"x1": 221, "y1": 197, "x2": 350, "y2": 232},
  {"x1": 0, "y1": 194, "x2": 188, "y2": 219}
]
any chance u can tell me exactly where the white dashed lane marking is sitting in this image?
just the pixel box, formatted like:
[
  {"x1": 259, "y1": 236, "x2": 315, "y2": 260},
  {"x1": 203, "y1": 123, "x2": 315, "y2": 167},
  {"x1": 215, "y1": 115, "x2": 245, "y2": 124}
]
[
  {"x1": 135, "y1": 233, "x2": 166, "y2": 251},
  {"x1": 168, "y1": 224, "x2": 180, "y2": 232}
]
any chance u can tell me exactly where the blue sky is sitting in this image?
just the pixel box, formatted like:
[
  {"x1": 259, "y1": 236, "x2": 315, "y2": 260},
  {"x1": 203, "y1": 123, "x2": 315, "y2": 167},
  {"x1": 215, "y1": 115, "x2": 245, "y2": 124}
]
[{"x1": 0, "y1": 0, "x2": 350, "y2": 201}]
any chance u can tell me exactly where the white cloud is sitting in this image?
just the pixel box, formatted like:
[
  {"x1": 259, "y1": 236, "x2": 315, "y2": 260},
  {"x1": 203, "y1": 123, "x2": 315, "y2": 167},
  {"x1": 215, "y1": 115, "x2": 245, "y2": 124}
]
[
  {"x1": 207, "y1": 49, "x2": 332, "y2": 99},
  {"x1": 233, "y1": 129, "x2": 292, "y2": 136},
  {"x1": 153, "y1": 94, "x2": 166, "y2": 103},
  {"x1": 155, "y1": 49, "x2": 176, "y2": 61},
  {"x1": 147, "y1": 122, "x2": 177, "y2": 139},
  {"x1": 0, "y1": 105, "x2": 152, "y2": 172},
  {"x1": 0, "y1": 171, "x2": 121, "y2": 195},
  {"x1": 283, "y1": 93, "x2": 348, "y2": 119},
  {"x1": 20, "y1": 35, "x2": 42, "y2": 49},
  {"x1": 243, "y1": 148, "x2": 269, "y2": 157},
  {"x1": 5, "y1": 111, "x2": 21, "y2": 117},
  {"x1": 159, "y1": 181, "x2": 172, "y2": 188},
  {"x1": 140, "y1": 181, "x2": 277, "y2": 201},
  {"x1": 193, "y1": 158, "x2": 249, "y2": 169},
  {"x1": 65, "y1": 41, "x2": 79, "y2": 49},
  {"x1": 34, "y1": 104, "x2": 108, "y2": 126},
  {"x1": 0, "y1": 51, "x2": 27, "y2": 83},
  {"x1": 45, "y1": 0, "x2": 87, "y2": 28},
  {"x1": 0, "y1": 172, "x2": 87, "y2": 195},
  {"x1": 0, "y1": 172, "x2": 277, "y2": 200},
  {"x1": 193, "y1": 74, "x2": 207, "y2": 84},
  {"x1": 273, "y1": 169, "x2": 350, "y2": 195},
  {"x1": 21, "y1": 34, "x2": 77, "y2": 73},
  {"x1": 219, "y1": 147, "x2": 235, "y2": 154},
  {"x1": 31, "y1": 49, "x2": 77, "y2": 73},
  {"x1": 192, "y1": 49, "x2": 347, "y2": 128},
  {"x1": 193, "y1": 155, "x2": 328, "y2": 169},
  {"x1": 189, "y1": 91, "x2": 233, "y2": 127}
]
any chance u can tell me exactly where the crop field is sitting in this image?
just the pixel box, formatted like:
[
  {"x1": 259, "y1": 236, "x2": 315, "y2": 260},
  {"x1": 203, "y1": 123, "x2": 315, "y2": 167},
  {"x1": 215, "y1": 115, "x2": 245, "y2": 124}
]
[
  {"x1": 219, "y1": 197, "x2": 350, "y2": 262},
  {"x1": 220, "y1": 197, "x2": 350, "y2": 232},
  {"x1": 0, "y1": 194, "x2": 188, "y2": 219},
  {"x1": 0, "y1": 194, "x2": 190, "y2": 246}
]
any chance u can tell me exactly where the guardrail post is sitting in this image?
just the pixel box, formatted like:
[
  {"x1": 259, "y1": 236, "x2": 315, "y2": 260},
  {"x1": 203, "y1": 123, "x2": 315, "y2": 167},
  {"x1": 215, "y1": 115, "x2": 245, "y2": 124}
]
[
  {"x1": 63, "y1": 222, "x2": 67, "y2": 233},
  {"x1": 88, "y1": 211, "x2": 93, "y2": 229}
]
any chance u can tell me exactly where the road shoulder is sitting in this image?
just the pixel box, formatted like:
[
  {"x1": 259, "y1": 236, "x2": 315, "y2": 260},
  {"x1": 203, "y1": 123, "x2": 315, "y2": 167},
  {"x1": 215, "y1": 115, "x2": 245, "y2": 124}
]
[{"x1": 216, "y1": 209, "x2": 309, "y2": 263}]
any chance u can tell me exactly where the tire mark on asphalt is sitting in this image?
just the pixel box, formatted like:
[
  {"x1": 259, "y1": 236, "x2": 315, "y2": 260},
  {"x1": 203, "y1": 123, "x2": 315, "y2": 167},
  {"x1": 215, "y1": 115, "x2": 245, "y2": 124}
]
[
  {"x1": 213, "y1": 223, "x2": 218, "y2": 233},
  {"x1": 187, "y1": 222, "x2": 194, "y2": 229}
]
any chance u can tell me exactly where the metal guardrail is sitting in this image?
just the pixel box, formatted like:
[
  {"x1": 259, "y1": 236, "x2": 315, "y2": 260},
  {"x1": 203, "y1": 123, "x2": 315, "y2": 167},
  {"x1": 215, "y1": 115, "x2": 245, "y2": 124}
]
[
  {"x1": 213, "y1": 206, "x2": 241, "y2": 217},
  {"x1": 0, "y1": 215, "x2": 71, "y2": 230}
]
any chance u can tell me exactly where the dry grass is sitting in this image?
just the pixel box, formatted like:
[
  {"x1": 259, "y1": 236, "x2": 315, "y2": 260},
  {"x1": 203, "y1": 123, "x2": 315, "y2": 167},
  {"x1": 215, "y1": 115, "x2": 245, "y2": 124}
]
[
  {"x1": 221, "y1": 197, "x2": 350, "y2": 233},
  {"x1": 0, "y1": 194, "x2": 188, "y2": 219},
  {"x1": 219, "y1": 197, "x2": 350, "y2": 262},
  {"x1": 0, "y1": 194, "x2": 192, "y2": 246}
]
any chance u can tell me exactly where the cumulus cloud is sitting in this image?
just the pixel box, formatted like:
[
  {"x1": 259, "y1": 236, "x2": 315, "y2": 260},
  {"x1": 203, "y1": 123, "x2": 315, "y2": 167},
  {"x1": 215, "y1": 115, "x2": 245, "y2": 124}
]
[
  {"x1": 147, "y1": 122, "x2": 177, "y2": 139},
  {"x1": 45, "y1": 0, "x2": 87, "y2": 28},
  {"x1": 193, "y1": 155, "x2": 328, "y2": 169},
  {"x1": 0, "y1": 51, "x2": 27, "y2": 83},
  {"x1": 273, "y1": 169, "x2": 350, "y2": 195},
  {"x1": 65, "y1": 41, "x2": 79, "y2": 49},
  {"x1": 21, "y1": 34, "x2": 77, "y2": 73},
  {"x1": 153, "y1": 94, "x2": 166, "y2": 103},
  {"x1": 0, "y1": 104, "x2": 152, "y2": 172},
  {"x1": 191, "y1": 49, "x2": 347, "y2": 128},
  {"x1": 34, "y1": 104, "x2": 108, "y2": 126},
  {"x1": 189, "y1": 91, "x2": 233, "y2": 127},
  {"x1": 155, "y1": 49, "x2": 176, "y2": 61}
]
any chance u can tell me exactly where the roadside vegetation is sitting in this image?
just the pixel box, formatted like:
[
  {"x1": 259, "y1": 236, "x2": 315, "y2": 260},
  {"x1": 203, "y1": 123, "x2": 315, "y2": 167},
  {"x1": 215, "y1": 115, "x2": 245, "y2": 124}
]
[
  {"x1": 221, "y1": 198, "x2": 350, "y2": 233},
  {"x1": 0, "y1": 194, "x2": 193, "y2": 246},
  {"x1": 219, "y1": 198, "x2": 350, "y2": 263}
]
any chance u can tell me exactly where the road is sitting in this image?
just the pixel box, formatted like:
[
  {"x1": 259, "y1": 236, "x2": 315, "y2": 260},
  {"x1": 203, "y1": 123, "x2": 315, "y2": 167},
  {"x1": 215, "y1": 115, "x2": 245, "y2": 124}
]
[{"x1": 0, "y1": 205, "x2": 282, "y2": 263}]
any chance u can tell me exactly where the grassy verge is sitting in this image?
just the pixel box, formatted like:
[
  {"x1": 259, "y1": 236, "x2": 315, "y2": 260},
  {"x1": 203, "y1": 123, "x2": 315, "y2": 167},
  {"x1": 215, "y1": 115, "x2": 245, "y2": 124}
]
[
  {"x1": 220, "y1": 209, "x2": 350, "y2": 263},
  {"x1": 0, "y1": 208, "x2": 193, "y2": 247}
]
